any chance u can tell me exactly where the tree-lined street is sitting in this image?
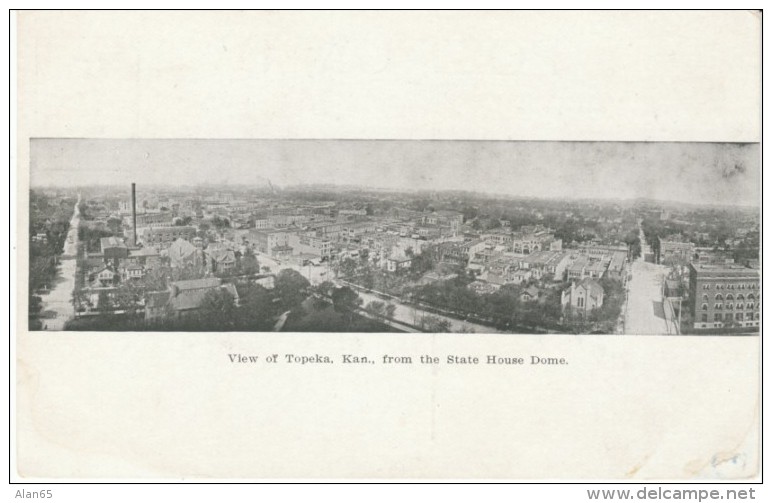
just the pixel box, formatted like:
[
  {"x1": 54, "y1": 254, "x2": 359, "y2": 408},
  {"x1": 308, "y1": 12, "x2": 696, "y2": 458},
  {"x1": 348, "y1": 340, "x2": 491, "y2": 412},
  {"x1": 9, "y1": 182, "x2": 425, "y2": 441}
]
[
  {"x1": 624, "y1": 222, "x2": 670, "y2": 335},
  {"x1": 37, "y1": 195, "x2": 80, "y2": 330}
]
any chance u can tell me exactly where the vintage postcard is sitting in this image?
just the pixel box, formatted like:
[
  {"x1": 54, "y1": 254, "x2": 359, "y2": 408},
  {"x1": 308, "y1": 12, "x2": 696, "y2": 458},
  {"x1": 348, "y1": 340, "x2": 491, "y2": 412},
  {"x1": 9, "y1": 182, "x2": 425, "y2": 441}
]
[{"x1": 13, "y1": 11, "x2": 761, "y2": 480}]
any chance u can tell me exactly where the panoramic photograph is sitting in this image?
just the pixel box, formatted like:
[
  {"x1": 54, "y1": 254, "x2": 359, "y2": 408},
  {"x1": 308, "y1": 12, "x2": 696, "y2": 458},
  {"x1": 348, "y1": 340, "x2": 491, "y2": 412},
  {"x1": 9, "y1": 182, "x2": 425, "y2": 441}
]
[{"x1": 27, "y1": 139, "x2": 760, "y2": 334}]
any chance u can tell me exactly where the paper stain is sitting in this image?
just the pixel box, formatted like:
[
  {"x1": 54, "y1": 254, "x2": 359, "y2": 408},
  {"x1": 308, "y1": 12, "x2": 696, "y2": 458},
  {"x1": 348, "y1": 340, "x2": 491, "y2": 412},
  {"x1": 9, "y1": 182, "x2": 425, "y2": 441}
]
[
  {"x1": 682, "y1": 399, "x2": 759, "y2": 479},
  {"x1": 625, "y1": 452, "x2": 653, "y2": 478}
]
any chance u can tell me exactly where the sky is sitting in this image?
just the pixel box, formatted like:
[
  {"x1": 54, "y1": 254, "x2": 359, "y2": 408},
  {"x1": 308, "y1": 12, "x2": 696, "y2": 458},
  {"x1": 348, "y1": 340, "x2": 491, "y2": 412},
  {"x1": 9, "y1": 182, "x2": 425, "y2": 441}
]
[{"x1": 29, "y1": 139, "x2": 760, "y2": 207}]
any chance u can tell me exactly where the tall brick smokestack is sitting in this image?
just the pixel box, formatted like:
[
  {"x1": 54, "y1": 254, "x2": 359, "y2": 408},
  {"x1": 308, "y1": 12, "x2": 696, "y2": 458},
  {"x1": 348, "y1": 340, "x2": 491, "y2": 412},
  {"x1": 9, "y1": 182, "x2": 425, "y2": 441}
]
[{"x1": 131, "y1": 183, "x2": 137, "y2": 246}]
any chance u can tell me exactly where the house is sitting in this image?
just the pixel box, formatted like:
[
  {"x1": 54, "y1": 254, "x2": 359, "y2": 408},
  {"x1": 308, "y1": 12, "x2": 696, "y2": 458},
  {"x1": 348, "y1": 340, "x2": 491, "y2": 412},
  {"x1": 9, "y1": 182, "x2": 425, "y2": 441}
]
[
  {"x1": 83, "y1": 256, "x2": 108, "y2": 276},
  {"x1": 90, "y1": 266, "x2": 120, "y2": 288},
  {"x1": 145, "y1": 277, "x2": 240, "y2": 321},
  {"x1": 128, "y1": 246, "x2": 162, "y2": 271},
  {"x1": 521, "y1": 285, "x2": 540, "y2": 302},
  {"x1": 561, "y1": 278, "x2": 605, "y2": 315},
  {"x1": 510, "y1": 268, "x2": 532, "y2": 284},
  {"x1": 482, "y1": 271, "x2": 507, "y2": 289},
  {"x1": 167, "y1": 238, "x2": 201, "y2": 269},
  {"x1": 121, "y1": 263, "x2": 145, "y2": 281},
  {"x1": 467, "y1": 280, "x2": 499, "y2": 295},
  {"x1": 385, "y1": 255, "x2": 412, "y2": 272},
  {"x1": 100, "y1": 236, "x2": 129, "y2": 265},
  {"x1": 205, "y1": 244, "x2": 237, "y2": 273}
]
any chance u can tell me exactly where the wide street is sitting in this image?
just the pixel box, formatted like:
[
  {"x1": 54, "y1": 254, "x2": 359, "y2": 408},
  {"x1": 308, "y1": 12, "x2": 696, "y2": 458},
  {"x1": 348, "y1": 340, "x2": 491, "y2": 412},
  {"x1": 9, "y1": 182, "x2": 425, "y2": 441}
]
[
  {"x1": 351, "y1": 288, "x2": 503, "y2": 334},
  {"x1": 624, "y1": 223, "x2": 671, "y2": 335},
  {"x1": 37, "y1": 195, "x2": 80, "y2": 330}
]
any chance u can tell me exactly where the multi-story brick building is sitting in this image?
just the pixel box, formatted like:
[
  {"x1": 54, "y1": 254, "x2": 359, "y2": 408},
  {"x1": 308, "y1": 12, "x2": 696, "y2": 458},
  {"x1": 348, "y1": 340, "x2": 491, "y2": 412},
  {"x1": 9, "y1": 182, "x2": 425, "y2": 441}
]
[
  {"x1": 134, "y1": 211, "x2": 174, "y2": 227},
  {"x1": 658, "y1": 236, "x2": 695, "y2": 264},
  {"x1": 141, "y1": 226, "x2": 196, "y2": 247},
  {"x1": 247, "y1": 228, "x2": 294, "y2": 256},
  {"x1": 688, "y1": 263, "x2": 760, "y2": 330},
  {"x1": 288, "y1": 232, "x2": 332, "y2": 259}
]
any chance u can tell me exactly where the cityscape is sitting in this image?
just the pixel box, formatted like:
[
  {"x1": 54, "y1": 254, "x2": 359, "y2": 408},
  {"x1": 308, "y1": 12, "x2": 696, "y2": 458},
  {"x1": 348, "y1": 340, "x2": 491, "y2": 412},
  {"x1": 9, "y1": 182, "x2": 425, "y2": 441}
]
[{"x1": 28, "y1": 139, "x2": 760, "y2": 334}]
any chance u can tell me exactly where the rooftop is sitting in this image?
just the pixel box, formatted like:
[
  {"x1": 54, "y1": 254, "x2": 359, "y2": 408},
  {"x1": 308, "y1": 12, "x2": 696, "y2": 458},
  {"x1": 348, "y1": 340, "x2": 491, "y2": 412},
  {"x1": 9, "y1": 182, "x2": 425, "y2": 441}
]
[
  {"x1": 172, "y1": 277, "x2": 222, "y2": 291},
  {"x1": 144, "y1": 226, "x2": 196, "y2": 233},
  {"x1": 130, "y1": 246, "x2": 159, "y2": 257},
  {"x1": 690, "y1": 263, "x2": 758, "y2": 273},
  {"x1": 100, "y1": 236, "x2": 127, "y2": 249}
]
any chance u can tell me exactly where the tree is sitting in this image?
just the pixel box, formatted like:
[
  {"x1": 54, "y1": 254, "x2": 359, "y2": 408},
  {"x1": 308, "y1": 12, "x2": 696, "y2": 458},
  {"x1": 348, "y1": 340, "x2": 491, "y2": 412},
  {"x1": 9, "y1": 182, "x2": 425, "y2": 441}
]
[
  {"x1": 106, "y1": 216, "x2": 122, "y2": 234},
  {"x1": 274, "y1": 269, "x2": 311, "y2": 309},
  {"x1": 365, "y1": 300, "x2": 386, "y2": 320},
  {"x1": 339, "y1": 258, "x2": 358, "y2": 278},
  {"x1": 142, "y1": 266, "x2": 172, "y2": 291},
  {"x1": 422, "y1": 315, "x2": 451, "y2": 332},
  {"x1": 314, "y1": 280, "x2": 336, "y2": 298},
  {"x1": 462, "y1": 206, "x2": 478, "y2": 222},
  {"x1": 212, "y1": 216, "x2": 230, "y2": 229},
  {"x1": 197, "y1": 288, "x2": 237, "y2": 330},
  {"x1": 111, "y1": 282, "x2": 144, "y2": 315},
  {"x1": 384, "y1": 303, "x2": 396, "y2": 320},
  {"x1": 96, "y1": 290, "x2": 113, "y2": 312},
  {"x1": 171, "y1": 263, "x2": 207, "y2": 282},
  {"x1": 563, "y1": 305, "x2": 592, "y2": 334},
  {"x1": 236, "y1": 283, "x2": 275, "y2": 330},
  {"x1": 332, "y1": 286, "x2": 362, "y2": 314},
  {"x1": 331, "y1": 286, "x2": 363, "y2": 327},
  {"x1": 237, "y1": 253, "x2": 260, "y2": 275},
  {"x1": 409, "y1": 251, "x2": 434, "y2": 277},
  {"x1": 197, "y1": 222, "x2": 210, "y2": 239},
  {"x1": 483, "y1": 285, "x2": 522, "y2": 329}
]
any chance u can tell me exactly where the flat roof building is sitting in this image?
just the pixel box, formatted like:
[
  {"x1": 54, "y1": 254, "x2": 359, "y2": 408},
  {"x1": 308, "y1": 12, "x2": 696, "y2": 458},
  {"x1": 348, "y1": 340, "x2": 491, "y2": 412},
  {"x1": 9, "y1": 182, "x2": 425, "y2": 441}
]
[{"x1": 688, "y1": 263, "x2": 760, "y2": 331}]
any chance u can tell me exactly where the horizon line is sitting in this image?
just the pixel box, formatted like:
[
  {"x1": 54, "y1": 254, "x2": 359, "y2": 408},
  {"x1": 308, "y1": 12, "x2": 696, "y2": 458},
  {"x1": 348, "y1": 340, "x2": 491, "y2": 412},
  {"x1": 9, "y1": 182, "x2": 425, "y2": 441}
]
[{"x1": 28, "y1": 183, "x2": 761, "y2": 210}]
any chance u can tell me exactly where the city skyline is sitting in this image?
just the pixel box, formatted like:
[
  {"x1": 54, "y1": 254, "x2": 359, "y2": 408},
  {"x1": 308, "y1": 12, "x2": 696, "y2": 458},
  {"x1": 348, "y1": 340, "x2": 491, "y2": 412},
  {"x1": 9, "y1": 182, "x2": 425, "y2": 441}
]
[{"x1": 30, "y1": 139, "x2": 760, "y2": 207}]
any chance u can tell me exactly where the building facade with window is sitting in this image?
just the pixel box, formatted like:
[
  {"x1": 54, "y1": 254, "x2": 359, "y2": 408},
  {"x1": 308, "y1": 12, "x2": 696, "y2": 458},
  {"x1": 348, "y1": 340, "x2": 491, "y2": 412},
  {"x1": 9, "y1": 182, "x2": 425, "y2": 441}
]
[
  {"x1": 688, "y1": 263, "x2": 760, "y2": 331},
  {"x1": 561, "y1": 278, "x2": 605, "y2": 316},
  {"x1": 142, "y1": 226, "x2": 197, "y2": 247},
  {"x1": 658, "y1": 237, "x2": 695, "y2": 264}
]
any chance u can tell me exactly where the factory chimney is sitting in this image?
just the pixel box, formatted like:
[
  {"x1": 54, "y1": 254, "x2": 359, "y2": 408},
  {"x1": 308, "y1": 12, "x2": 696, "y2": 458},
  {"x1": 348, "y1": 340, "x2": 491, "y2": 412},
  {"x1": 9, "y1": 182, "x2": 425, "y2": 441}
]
[{"x1": 131, "y1": 183, "x2": 138, "y2": 246}]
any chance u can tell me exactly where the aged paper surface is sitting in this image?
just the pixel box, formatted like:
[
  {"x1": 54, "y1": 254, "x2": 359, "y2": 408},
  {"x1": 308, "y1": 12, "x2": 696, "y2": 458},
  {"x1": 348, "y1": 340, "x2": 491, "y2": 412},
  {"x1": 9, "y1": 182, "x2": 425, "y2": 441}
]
[{"x1": 14, "y1": 11, "x2": 761, "y2": 479}]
